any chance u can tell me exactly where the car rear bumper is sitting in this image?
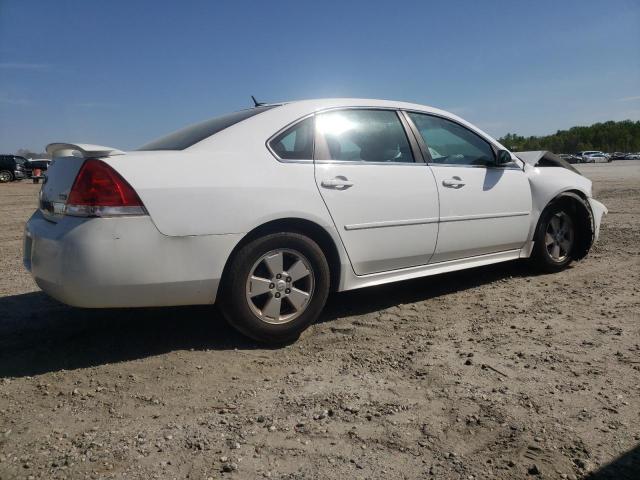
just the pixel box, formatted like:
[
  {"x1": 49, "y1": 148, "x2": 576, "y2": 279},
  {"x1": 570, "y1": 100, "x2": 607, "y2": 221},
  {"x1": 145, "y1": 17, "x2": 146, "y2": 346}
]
[{"x1": 23, "y1": 210, "x2": 242, "y2": 308}]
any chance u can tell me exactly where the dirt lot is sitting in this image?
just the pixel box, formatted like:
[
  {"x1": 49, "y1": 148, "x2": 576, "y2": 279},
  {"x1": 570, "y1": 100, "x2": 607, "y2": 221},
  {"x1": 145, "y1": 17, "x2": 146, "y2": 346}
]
[{"x1": 1, "y1": 161, "x2": 639, "y2": 480}]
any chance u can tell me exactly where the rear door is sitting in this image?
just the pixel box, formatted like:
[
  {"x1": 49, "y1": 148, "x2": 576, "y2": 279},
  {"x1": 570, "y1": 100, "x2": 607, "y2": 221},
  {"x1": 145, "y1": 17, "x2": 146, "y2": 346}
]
[
  {"x1": 312, "y1": 108, "x2": 439, "y2": 275},
  {"x1": 405, "y1": 112, "x2": 532, "y2": 263}
]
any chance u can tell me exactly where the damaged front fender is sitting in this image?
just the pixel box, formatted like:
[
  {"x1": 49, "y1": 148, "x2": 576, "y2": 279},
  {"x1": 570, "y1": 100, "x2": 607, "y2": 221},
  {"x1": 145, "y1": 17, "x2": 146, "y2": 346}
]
[
  {"x1": 588, "y1": 197, "x2": 608, "y2": 243},
  {"x1": 550, "y1": 192, "x2": 607, "y2": 260}
]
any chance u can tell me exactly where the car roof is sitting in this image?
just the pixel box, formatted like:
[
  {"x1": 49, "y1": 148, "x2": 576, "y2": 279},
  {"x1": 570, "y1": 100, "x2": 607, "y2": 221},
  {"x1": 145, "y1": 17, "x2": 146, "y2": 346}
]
[
  {"x1": 282, "y1": 97, "x2": 501, "y2": 138},
  {"x1": 189, "y1": 98, "x2": 508, "y2": 153},
  {"x1": 277, "y1": 97, "x2": 444, "y2": 114}
]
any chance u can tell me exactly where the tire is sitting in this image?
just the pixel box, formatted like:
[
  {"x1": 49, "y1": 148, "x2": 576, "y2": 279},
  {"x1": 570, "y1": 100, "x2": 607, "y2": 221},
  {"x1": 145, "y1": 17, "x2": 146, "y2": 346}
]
[
  {"x1": 219, "y1": 232, "x2": 330, "y2": 344},
  {"x1": 0, "y1": 170, "x2": 14, "y2": 183},
  {"x1": 530, "y1": 202, "x2": 577, "y2": 273}
]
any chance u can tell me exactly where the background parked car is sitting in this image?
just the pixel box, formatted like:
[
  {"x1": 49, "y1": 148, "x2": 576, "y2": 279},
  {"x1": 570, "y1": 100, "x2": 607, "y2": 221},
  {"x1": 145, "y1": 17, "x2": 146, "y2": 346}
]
[
  {"x1": 558, "y1": 154, "x2": 581, "y2": 164},
  {"x1": 583, "y1": 152, "x2": 610, "y2": 163},
  {"x1": 624, "y1": 152, "x2": 640, "y2": 160},
  {"x1": 577, "y1": 151, "x2": 599, "y2": 161},
  {"x1": 23, "y1": 159, "x2": 51, "y2": 178},
  {"x1": 0, "y1": 155, "x2": 27, "y2": 183},
  {"x1": 577, "y1": 151, "x2": 608, "y2": 162},
  {"x1": 574, "y1": 152, "x2": 587, "y2": 163},
  {"x1": 610, "y1": 152, "x2": 627, "y2": 160}
]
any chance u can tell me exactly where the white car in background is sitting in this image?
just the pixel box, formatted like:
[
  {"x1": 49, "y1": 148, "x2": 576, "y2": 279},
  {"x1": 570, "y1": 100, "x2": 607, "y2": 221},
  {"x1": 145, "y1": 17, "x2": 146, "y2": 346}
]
[
  {"x1": 580, "y1": 151, "x2": 610, "y2": 163},
  {"x1": 24, "y1": 99, "x2": 607, "y2": 343}
]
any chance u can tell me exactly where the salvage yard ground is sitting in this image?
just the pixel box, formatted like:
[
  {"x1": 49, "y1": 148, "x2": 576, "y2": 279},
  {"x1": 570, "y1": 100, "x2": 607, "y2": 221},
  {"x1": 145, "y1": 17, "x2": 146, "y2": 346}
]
[{"x1": 1, "y1": 161, "x2": 639, "y2": 479}]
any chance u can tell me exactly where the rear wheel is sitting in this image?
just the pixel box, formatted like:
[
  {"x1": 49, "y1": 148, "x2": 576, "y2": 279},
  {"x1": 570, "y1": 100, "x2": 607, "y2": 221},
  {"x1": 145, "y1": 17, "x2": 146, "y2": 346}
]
[
  {"x1": 530, "y1": 204, "x2": 576, "y2": 272},
  {"x1": 0, "y1": 170, "x2": 13, "y2": 183},
  {"x1": 220, "y1": 232, "x2": 330, "y2": 344}
]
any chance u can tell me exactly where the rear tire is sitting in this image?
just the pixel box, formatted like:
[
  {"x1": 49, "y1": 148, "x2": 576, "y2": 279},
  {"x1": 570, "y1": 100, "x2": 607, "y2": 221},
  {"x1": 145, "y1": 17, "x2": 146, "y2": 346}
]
[
  {"x1": 0, "y1": 170, "x2": 14, "y2": 183},
  {"x1": 219, "y1": 232, "x2": 330, "y2": 344},
  {"x1": 530, "y1": 203, "x2": 576, "y2": 273}
]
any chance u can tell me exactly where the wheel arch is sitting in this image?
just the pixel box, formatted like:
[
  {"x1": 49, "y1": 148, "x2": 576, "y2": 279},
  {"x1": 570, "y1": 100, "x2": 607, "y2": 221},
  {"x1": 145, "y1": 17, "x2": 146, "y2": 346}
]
[
  {"x1": 220, "y1": 217, "x2": 343, "y2": 292},
  {"x1": 536, "y1": 189, "x2": 595, "y2": 261}
]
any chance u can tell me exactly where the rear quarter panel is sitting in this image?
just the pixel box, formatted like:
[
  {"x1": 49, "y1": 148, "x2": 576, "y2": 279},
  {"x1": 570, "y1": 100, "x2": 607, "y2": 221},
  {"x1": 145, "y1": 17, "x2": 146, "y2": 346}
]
[
  {"x1": 106, "y1": 149, "x2": 335, "y2": 238},
  {"x1": 104, "y1": 104, "x2": 354, "y2": 288}
]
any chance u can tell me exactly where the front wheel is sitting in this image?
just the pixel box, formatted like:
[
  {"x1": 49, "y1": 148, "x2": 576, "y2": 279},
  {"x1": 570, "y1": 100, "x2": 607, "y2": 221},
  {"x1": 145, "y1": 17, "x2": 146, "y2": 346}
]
[
  {"x1": 530, "y1": 204, "x2": 576, "y2": 272},
  {"x1": 219, "y1": 232, "x2": 330, "y2": 344},
  {"x1": 0, "y1": 170, "x2": 14, "y2": 183}
]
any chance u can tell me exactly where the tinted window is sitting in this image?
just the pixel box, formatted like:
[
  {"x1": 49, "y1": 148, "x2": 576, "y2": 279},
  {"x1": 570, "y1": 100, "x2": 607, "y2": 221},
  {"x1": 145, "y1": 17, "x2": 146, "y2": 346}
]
[
  {"x1": 315, "y1": 110, "x2": 414, "y2": 163},
  {"x1": 408, "y1": 113, "x2": 495, "y2": 166},
  {"x1": 138, "y1": 105, "x2": 277, "y2": 151},
  {"x1": 269, "y1": 117, "x2": 314, "y2": 160}
]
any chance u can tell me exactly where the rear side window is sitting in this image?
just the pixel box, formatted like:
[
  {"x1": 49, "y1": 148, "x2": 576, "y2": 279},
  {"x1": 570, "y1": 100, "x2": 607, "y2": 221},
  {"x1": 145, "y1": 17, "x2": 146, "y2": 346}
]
[
  {"x1": 269, "y1": 117, "x2": 314, "y2": 160},
  {"x1": 408, "y1": 113, "x2": 495, "y2": 166},
  {"x1": 138, "y1": 105, "x2": 277, "y2": 151},
  {"x1": 315, "y1": 109, "x2": 414, "y2": 163}
]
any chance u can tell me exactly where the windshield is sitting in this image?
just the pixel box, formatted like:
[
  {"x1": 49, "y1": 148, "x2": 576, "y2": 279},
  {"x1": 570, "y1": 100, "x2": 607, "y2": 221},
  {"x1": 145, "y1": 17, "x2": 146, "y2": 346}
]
[{"x1": 137, "y1": 105, "x2": 277, "y2": 151}]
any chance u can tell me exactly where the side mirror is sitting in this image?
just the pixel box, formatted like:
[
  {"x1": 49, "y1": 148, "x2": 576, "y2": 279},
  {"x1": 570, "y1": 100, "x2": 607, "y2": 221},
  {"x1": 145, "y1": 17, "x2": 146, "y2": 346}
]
[{"x1": 496, "y1": 149, "x2": 512, "y2": 166}]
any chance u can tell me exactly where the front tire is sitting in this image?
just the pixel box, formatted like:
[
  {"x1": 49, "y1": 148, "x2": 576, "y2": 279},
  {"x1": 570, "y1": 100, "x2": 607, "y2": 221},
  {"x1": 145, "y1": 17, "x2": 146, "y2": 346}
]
[
  {"x1": 530, "y1": 203, "x2": 576, "y2": 272},
  {"x1": 0, "y1": 170, "x2": 14, "y2": 183},
  {"x1": 219, "y1": 232, "x2": 330, "y2": 344}
]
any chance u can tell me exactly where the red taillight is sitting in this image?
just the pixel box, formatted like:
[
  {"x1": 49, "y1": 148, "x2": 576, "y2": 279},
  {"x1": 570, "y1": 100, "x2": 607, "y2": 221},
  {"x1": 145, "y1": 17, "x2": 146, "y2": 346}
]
[
  {"x1": 68, "y1": 159, "x2": 142, "y2": 206},
  {"x1": 65, "y1": 159, "x2": 146, "y2": 217}
]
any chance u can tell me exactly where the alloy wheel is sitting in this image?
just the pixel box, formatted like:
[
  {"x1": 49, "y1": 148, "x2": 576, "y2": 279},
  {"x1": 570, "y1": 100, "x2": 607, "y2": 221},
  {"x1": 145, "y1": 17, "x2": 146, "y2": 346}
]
[
  {"x1": 245, "y1": 248, "x2": 315, "y2": 324},
  {"x1": 545, "y1": 212, "x2": 574, "y2": 262}
]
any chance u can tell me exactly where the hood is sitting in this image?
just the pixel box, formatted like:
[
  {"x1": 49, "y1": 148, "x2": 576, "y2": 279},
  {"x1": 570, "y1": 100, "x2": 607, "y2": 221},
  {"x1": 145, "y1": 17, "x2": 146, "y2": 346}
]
[{"x1": 515, "y1": 150, "x2": 581, "y2": 175}]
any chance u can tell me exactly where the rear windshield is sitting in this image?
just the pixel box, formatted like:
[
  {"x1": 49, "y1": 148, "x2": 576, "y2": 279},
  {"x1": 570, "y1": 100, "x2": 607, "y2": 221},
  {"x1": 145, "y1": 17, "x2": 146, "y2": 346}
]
[{"x1": 137, "y1": 105, "x2": 277, "y2": 151}]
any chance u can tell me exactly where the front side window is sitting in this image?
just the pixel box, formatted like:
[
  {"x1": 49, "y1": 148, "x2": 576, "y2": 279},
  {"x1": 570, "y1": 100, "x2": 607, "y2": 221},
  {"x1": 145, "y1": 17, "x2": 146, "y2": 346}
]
[
  {"x1": 315, "y1": 109, "x2": 415, "y2": 163},
  {"x1": 269, "y1": 117, "x2": 314, "y2": 160},
  {"x1": 407, "y1": 113, "x2": 495, "y2": 166}
]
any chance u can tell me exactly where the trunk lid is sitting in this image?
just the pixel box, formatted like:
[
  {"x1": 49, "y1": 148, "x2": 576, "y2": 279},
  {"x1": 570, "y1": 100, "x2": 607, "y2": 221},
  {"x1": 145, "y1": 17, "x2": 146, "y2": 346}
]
[{"x1": 39, "y1": 143, "x2": 125, "y2": 220}]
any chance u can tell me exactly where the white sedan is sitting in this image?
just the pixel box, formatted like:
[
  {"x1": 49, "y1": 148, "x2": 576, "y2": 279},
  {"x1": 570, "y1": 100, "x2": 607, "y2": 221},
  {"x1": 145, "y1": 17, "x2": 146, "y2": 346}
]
[
  {"x1": 24, "y1": 99, "x2": 607, "y2": 343},
  {"x1": 582, "y1": 152, "x2": 610, "y2": 163}
]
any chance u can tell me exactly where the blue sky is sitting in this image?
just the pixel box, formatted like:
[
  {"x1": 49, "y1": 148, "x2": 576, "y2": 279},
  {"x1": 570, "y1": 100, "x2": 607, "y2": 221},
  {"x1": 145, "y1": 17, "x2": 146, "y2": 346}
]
[{"x1": 0, "y1": 0, "x2": 638, "y2": 153}]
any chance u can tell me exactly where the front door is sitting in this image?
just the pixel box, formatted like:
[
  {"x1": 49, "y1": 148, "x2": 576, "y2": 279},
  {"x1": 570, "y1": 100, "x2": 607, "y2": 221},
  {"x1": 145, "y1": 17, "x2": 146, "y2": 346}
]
[
  {"x1": 313, "y1": 109, "x2": 440, "y2": 275},
  {"x1": 405, "y1": 112, "x2": 532, "y2": 263}
]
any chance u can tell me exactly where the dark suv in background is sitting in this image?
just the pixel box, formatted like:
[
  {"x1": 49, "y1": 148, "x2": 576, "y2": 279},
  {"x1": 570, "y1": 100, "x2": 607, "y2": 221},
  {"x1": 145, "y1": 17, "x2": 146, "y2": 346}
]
[{"x1": 0, "y1": 155, "x2": 28, "y2": 182}]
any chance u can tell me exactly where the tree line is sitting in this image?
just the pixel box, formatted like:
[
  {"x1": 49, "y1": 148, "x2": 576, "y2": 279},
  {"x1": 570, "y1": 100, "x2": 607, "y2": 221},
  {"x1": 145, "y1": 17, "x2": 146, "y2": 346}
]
[
  {"x1": 498, "y1": 120, "x2": 640, "y2": 154},
  {"x1": 15, "y1": 148, "x2": 50, "y2": 159}
]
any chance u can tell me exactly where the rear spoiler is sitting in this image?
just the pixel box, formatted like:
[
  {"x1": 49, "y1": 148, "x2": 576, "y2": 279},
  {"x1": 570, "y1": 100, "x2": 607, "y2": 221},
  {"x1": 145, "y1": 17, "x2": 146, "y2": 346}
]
[{"x1": 46, "y1": 143, "x2": 125, "y2": 158}]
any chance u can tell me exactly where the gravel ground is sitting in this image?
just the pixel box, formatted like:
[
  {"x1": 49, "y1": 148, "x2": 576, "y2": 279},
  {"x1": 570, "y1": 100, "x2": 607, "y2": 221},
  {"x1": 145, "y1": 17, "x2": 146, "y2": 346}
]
[{"x1": 1, "y1": 161, "x2": 639, "y2": 480}]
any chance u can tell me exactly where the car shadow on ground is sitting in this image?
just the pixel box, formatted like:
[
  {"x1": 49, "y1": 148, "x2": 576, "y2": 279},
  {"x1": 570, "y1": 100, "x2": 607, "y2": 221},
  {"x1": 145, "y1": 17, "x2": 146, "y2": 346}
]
[
  {"x1": 585, "y1": 444, "x2": 640, "y2": 480},
  {"x1": 0, "y1": 259, "x2": 543, "y2": 378}
]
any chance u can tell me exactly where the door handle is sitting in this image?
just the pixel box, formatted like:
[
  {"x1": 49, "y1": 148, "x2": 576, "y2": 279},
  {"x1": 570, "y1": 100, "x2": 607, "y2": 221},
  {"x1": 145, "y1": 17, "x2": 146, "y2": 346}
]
[
  {"x1": 442, "y1": 176, "x2": 465, "y2": 188},
  {"x1": 321, "y1": 176, "x2": 354, "y2": 189}
]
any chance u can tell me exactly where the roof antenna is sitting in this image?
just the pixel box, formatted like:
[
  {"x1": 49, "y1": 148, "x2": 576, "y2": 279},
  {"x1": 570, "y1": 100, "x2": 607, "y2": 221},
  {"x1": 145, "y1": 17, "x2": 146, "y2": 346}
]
[{"x1": 251, "y1": 95, "x2": 265, "y2": 107}]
